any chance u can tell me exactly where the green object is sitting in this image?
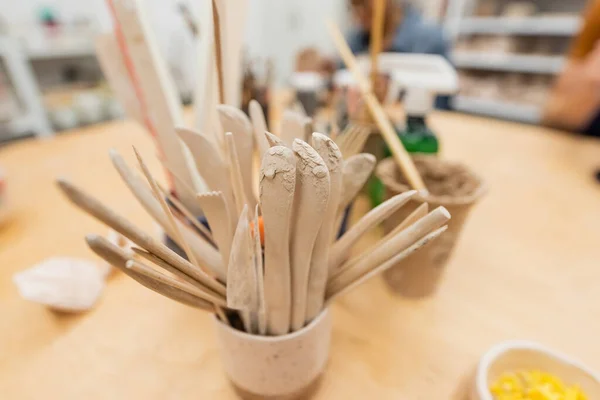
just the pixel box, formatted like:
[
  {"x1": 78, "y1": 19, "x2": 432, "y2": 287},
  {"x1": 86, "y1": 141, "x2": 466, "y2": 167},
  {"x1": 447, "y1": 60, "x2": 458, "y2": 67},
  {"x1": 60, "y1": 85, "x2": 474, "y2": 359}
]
[{"x1": 368, "y1": 116, "x2": 439, "y2": 208}]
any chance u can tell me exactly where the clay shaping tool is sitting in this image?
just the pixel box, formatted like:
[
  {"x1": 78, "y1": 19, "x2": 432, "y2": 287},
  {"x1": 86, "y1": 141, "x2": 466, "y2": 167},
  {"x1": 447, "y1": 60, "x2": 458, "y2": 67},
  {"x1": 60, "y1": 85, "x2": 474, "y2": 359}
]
[
  {"x1": 329, "y1": 191, "x2": 417, "y2": 270},
  {"x1": 326, "y1": 226, "x2": 448, "y2": 302},
  {"x1": 304, "y1": 132, "x2": 342, "y2": 324},
  {"x1": 327, "y1": 20, "x2": 427, "y2": 193},
  {"x1": 289, "y1": 139, "x2": 330, "y2": 331},
  {"x1": 252, "y1": 204, "x2": 267, "y2": 335},
  {"x1": 196, "y1": 192, "x2": 234, "y2": 274},
  {"x1": 280, "y1": 110, "x2": 312, "y2": 146},
  {"x1": 177, "y1": 128, "x2": 237, "y2": 219},
  {"x1": 218, "y1": 105, "x2": 256, "y2": 209},
  {"x1": 86, "y1": 235, "x2": 215, "y2": 312},
  {"x1": 249, "y1": 99, "x2": 270, "y2": 158},
  {"x1": 57, "y1": 179, "x2": 226, "y2": 297},
  {"x1": 224, "y1": 132, "x2": 251, "y2": 219},
  {"x1": 259, "y1": 146, "x2": 296, "y2": 335},
  {"x1": 226, "y1": 205, "x2": 257, "y2": 333},
  {"x1": 327, "y1": 206, "x2": 450, "y2": 296},
  {"x1": 109, "y1": 150, "x2": 223, "y2": 280},
  {"x1": 265, "y1": 131, "x2": 286, "y2": 148}
]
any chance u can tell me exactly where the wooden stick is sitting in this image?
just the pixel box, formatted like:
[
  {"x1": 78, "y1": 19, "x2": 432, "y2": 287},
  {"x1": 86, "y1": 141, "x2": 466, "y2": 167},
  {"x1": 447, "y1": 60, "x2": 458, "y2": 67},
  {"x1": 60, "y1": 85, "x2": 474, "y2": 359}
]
[
  {"x1": 224, "y1": 132, "x2": 251, "y2": 219},
  {"x1": 218, "y1": 105, "x2": 257, "y2": 210},
  {"x1": 338, "y1": 153, "x2": 376, "y2": 213},
  {"x1": 196, "y1": 191, "x2": 234, "y2": 274},
  {"x1": 86, "y1": 234, "x2": 215, "y2": 312},
  {"x1": 329, "y1": 191, "x2": 417, "y2": 270},
  {"x1": 265, "y1": 131, "x2": 285, "y2": 148},
  {"x1": 57, "y1": 179, "x2": 226, "y2": 296},
  {"x1": 260, "y1": 146, "x2": 296, "y2": 335},
  {"x1": 327, "y1": 207, "x2": 450, "y2": 296},
  {"x1": 280, "y1": 110, "x2": 311, "y2": 146},
  {"x1": 211, "y1": 0, "x2": 225, "y2": 104},
  {"x1": 108, "y1": 150, "x2": 223, "y2": 280},
  {"x1": 327, "y1": 226, "x2": 448, "y2": 302},
  {"x1": 249, "y1": 99, "x2": 270, "y2": 158},
  {"x1": 327, "y1": 20, "x2": 427, "y2": 192},
  {"x1": 134, "y1": 147, "x2": 201, "y2": 269},
  {"x1": 253, "y1": 204, "x2": 267, "y2": 335},
  {"x1": 289, "y1": 139, "x2": 330, "y2": 331},
  {"x1": 305, "y1": 133, "x2": 342, "y2": 323},
  {"x1": 370, "y1": 0, "x2": 385, "y2": 87}
]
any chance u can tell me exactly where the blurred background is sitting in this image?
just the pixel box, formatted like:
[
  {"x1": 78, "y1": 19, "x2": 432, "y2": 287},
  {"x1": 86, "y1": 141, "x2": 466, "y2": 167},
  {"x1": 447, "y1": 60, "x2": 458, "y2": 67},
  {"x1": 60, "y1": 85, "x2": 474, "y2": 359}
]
[{"x1": 0, "y1": 0, "x2": 598, "y2": 142}]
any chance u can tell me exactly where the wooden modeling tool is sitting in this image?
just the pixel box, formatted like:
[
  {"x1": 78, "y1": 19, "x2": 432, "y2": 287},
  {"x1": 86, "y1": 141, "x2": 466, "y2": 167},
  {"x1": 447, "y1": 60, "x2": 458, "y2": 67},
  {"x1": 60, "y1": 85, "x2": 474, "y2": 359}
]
[
  {"x1": 253, "y1": 204, "x2": 267, "y2": 335},
  {"x1": 336, "y1": 124, "x2": 372, "y2": 158},
  {"x1": 95, "y1": 34, "x2": 143, "y2": 126},
  {"x1": 259, "y1": 146, "x2": 296, "y2": 335},
  {"x1": 265, "y1": 131, "x2": 285, "y2": 148},
  {"x1": 56, "y1": 179, "x2": 226, "y2": 296},
  {"x1": 280, "y1": 110, "x2": 312, "y2": 146},
  {"x1": 305, "y1": 133, "x2": 341, "y2": 323},
  {"x1": 224, "y1": 132, "x2": 251, "y2": 218},
  {"x1": 196, "y1": 192, "x2": 234, "y2": 273},
  {"x1": 226, "y1": 205, "x2": 256, "y2": 332},
  {"x1": 218, "y1": 105, "x2": 257, "y2": 209},
  {"x1": 338, "y1": 153, "x2": 377, "y2": 212},
  {"x1": 108, "y1": 150, "x2": 223, "y2": 280},
  {"x1": 109, "y1": 0, "x2": 201, "y2": 214},
  {"x1": 327, "y1": 20, "x2": 427, "y2": 193},
  {"x1": 86, "y1": 235, "x2": 215, "y2": 312},
  {"x1": 328, "y1": 206, "x2": 450, "y2": 295},
  {"x1": 211, "y1": 0, "x2": 225, "y2": 103},
  {"x1": 249, "y1": 99, "x2": 270, "y2": 158},
  {"x1": 177, "y1": 128, "x2": 237, "y2": 218},
  {"x1": 329, "y1": 191, "x2": 417, "y2": 270},
  {"x1": 221, "y1": 0, "x2": 249, "y2": 107},
  {"x1": 289, "y1": 139, "x2": 330, "y2": 331},
  {"x1": 370, "y1": 0, "x2": 385, "y2": 88},
  {"x1": 327, "y1": 226, "x2": 448, "y2": 302}
]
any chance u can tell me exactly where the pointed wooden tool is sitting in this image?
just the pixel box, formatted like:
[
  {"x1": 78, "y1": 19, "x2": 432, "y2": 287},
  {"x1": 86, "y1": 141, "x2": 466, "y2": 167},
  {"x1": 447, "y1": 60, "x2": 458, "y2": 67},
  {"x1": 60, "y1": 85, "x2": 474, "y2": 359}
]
[
  {"x1": 249, "y1": 99, "x2": 270, "y2": 158},
  {"x1": 196, "y1": 191, "x2": 234, "y2": 273},
  {"x1": 259, "y1": 146, "x2": 296, "y2": 335},
  {"x1": 280, "y1": 110, "x2": 312, "y2": 146},
  {"x1": 289, "y1": 139, "x2": 330, "y2": 331},
  {"x1": 218, "y1": 105, "x2": 256, "y2": 209},
  {"x1": 224, "y1": 132, "x2": 252, "y2": 219},
  {"x1": 305, "y1": 132, "x2": 342, "y2": 324},
  {"x1": 329, "y1": 191, "x2": 417, "y2": 271},
  {"x1": 338, "y1": 153, "x2": 376, "y2": 212},
  {"x1": 57, "y1": 178, "x2": 226, "y2": 296},
  {"x1": 265, "y1": 131, "x2": 286, "y2": 148},
  {"x1": 253, "y1": 204, "x2": 267, "y2": 335}
]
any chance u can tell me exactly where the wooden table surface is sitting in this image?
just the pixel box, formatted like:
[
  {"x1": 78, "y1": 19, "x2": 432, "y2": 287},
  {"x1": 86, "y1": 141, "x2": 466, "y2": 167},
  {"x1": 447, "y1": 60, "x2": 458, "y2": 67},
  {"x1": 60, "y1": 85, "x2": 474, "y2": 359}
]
[{"x1": 1, "y1": 113, "x2": 600, "y2": 399}]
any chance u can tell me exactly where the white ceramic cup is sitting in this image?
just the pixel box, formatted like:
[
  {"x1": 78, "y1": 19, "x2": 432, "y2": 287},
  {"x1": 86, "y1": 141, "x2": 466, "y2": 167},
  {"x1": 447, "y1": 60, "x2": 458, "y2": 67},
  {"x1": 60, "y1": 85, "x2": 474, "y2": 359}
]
[{"x1": 215, "y1": 309, "x2": 332, "y2": 399}]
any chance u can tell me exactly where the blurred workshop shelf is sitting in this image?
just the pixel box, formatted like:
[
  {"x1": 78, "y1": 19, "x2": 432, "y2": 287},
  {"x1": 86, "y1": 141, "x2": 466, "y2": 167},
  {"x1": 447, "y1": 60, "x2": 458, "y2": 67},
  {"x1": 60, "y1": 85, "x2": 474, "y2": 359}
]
[
  {"x1": 453, "y1": 96, "x2": 541, "y2": 124},
  {"x1": 458, "y1": 16, "x2": 582, "y2": 36},
  {"x1": 453, "y1": 52, "x2": 566, "y2": 74}
]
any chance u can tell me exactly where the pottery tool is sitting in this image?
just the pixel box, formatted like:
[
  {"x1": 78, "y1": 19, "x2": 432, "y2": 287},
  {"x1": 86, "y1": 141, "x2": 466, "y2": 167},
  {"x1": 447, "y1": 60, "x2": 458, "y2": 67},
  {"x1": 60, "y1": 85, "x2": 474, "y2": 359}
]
[
  {"x1": 109, "y1": 0, "x2": 202, "y2": 214},
  {"x1": 328, "y1": 206, "x2": 450, "y2": 295},
  {"x1": 260, "y1": 146, "x2": 296, "y2": 335},
  {"x1": 265, "y1": 131, "x2": 285, "y2": 148},
  {"x1": 336, "y1": 124, "x2": 372, "y2": 158},
  {"x1": 224, "y1": 133, "x2": 252, "y2": 218},
  {"x1": 280, "y1": 110, "x2": 312, "y2": 146},
  {"x1": 329, "y1": 191, "x2": 417, "y2": 270},
  {"x1": 252, "y1": 204, "x2": 267, "y2": 335},
  {"x1": 327, "y1": 225, "x2": 448, "y2": 302},
  {"x1": 218, "y1": 106, "x2": 257, "y2": 209},
  {"x1": 211, "y1": 0, "x2": 225, "y2": 104},
  {"x1": 249, "y1": 99, "x2": 270, "y2": 158},
  {"x1": 338, "y1": 153, "x2": 377, "y2": 213},
  {"x1": 57, "y1": 179, "x2": 226, "y2": 296},
  {"x1": 108, "y1": 150, "x2": 222, "y2": 279},
  {"x1": 327, "y1": 20, "x2": 427, "y2": 193},
  {"x1": 226, "y1": 205, "x2": 256, "y2": 332},
  {"x1": 177, "y1": 128, "x2": 237, "y2": 219},
  {"x1": 86, "y1": 234, "x2": 215, "y2": 312},
  {"x1": 304, "y1": 132, "x2": 342, "y2": 323},
  {"x1": 196, "y1": 192, "x2": 234, "y2": 273},
  {"x1": 370, "y1": 0, "x2": 385, "y2": 87},
  {"x1": 221, "y1": 0, "x2": 249, "y2": 107},
  {"x1": 289, "y1": 139, "x2": 330, "y2": 331}
]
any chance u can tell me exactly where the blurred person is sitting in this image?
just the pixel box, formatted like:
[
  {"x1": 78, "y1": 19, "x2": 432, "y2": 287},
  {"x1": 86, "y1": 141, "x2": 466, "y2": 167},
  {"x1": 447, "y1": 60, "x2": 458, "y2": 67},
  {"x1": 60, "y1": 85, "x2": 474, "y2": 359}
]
[{"x1": 543, "y1": 0, "x2": 600, "y2": 136}]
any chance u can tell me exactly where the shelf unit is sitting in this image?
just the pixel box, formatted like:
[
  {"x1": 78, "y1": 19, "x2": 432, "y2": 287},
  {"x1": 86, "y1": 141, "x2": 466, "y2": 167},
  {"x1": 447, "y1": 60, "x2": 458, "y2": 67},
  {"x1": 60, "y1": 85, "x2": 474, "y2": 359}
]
[{"x1": 445, "y1": 0, "x2": 587, "y2": 123}]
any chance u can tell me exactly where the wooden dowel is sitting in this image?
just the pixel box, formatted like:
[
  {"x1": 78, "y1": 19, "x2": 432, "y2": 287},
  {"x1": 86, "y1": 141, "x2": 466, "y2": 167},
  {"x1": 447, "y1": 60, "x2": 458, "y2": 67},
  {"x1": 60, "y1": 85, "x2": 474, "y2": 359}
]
[
  {"x1": 370, "y1": 0, "x2": 385, "y2": 86},
  {"x1": 211, "y1": 0, "x2": 225, "y2": 104}
]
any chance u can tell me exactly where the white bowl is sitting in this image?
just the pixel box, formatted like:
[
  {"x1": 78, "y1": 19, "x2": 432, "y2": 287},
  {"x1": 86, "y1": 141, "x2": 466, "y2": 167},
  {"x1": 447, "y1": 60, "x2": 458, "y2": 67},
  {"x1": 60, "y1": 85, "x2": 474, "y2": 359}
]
[{"x1": 473, "y1": 340, "x2": 600, "y2": 400}]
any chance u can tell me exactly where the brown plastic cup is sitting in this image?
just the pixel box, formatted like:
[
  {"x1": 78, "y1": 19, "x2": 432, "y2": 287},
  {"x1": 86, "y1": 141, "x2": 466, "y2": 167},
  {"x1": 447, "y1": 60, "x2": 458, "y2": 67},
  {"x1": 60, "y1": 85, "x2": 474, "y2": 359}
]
[
  {"x1": 376, "y1": 156, "x2": 486, "y2": 298},
  {"x1": 214, "y1": 309, "x2": 332, "y2": 399}
]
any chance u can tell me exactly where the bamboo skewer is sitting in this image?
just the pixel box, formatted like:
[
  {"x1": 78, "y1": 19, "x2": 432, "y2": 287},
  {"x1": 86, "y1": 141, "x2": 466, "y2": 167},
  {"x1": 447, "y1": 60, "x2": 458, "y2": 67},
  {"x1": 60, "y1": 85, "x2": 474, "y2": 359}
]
[
  {"x1": 329, "y1": 191, "x2": 417, "y2": 270},
  {"x1": 327, "y1": 226, "x2": 448, "y2": 302},
  {"x1": 289, "y1": 139, "x2": 330, "y2": 331},
  {"x1": 86, "y1": 235, "x2": 215, "y2": 312},
  {"x1": 305, "y1": 133, "x2": 342, "y2": 323},
  {"x1": 260, "y1": 146, "x2": 296, "y2": 335},
  {"x1": 327, "y1": 207, "x2": 451, "y2": 296},
  {"x1": 57, "y1": 179, "x2": 226, "y2": 296},
  {"x1": 327, "y1": 20, "x2": 427, "y2": 193}
]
